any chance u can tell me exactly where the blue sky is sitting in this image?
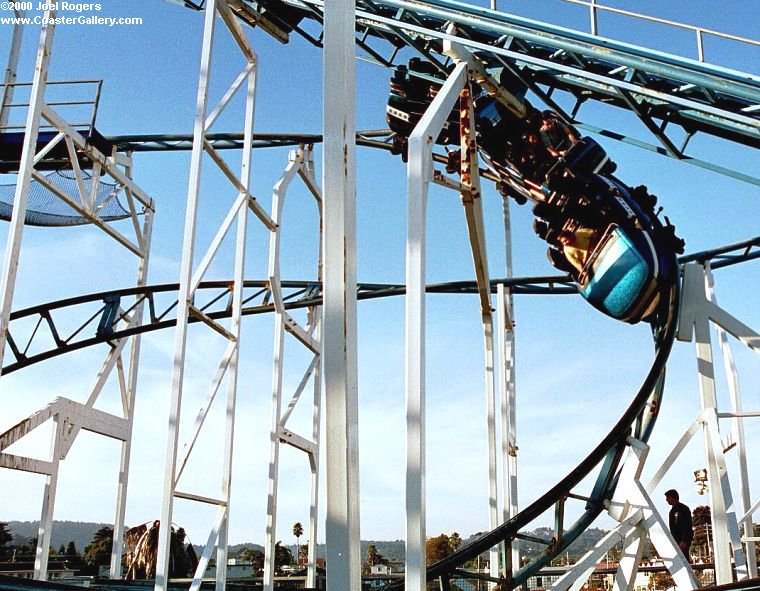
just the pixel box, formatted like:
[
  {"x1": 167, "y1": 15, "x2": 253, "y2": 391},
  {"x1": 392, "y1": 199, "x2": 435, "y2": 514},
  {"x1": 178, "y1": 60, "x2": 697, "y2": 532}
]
[{"x1": 0, "y1": 0, "x2": 759, "y2": 551}]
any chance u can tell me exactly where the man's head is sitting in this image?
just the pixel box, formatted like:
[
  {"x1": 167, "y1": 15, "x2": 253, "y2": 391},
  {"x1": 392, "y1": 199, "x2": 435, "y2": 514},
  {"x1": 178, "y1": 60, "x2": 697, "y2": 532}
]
[{"x1": 665, "y1": 489, "x2": 679, "y2": 505}]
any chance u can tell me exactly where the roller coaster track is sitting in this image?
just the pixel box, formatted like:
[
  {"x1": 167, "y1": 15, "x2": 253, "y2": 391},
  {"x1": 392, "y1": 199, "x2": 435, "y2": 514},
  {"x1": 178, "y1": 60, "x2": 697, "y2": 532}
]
[
  {"x1": 0, "y1": 237, "x2": 754, "y2": 587},
  {"x1": 3, "y1": 1, "x2": 757, "y2": 587},
  {"x1": 215, "y1": 0, "x2": 760, "y2": 185},
  {"x1": 3, "y1": 236, "x2": 758, "y2": 377},
  {"x1": 389, "y1": 281, "x2": 680, "y2": 589}
]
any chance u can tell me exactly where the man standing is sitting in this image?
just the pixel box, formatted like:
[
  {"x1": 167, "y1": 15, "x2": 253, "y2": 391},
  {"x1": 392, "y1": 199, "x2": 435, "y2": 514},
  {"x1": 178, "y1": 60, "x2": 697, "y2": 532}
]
[{"x1": 665, "y1": 489, "x2": 694, "y2": 559}]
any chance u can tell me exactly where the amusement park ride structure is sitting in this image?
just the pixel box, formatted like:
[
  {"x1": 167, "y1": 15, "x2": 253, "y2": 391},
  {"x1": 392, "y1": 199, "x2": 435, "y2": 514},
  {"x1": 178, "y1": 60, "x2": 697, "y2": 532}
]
[{"x1": 0, "y1": 2, "x2": 759, "y2": 591}]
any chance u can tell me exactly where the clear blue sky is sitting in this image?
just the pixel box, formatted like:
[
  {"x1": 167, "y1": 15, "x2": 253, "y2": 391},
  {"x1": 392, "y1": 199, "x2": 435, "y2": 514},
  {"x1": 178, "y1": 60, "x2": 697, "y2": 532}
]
[{"x1": 0, "y1": 0, "x2": 758, "y2": 550}]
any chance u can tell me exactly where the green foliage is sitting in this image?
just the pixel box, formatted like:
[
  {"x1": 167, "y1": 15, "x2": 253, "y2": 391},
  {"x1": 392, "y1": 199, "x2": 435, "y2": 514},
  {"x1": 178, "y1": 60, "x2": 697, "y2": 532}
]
[
  {"x1": 238, "y1": 546, "x2": 264, "y2": 569},
  {"x1": 66, "y1": 541, "x2": 78, "y2": 556},
  {"x1": 292, "y1": 522, "x2": 303, "y2": 540},
  {"x1": 426, "y1": 534, "x2": 453, "y2": 565},
  {"x1": 82, "y1": 527, "x2": 113, "y2": 574},
  {"x1": 0, "y1": 523, "x2": 13, "y2": 555},
  {"x1": 274, "y1": 541, "x2": 293, "y2": 570}
]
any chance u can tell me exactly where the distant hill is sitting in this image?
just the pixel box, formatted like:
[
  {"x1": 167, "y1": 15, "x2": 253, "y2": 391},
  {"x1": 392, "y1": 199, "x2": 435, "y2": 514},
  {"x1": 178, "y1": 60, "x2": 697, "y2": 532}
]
[
  {"x1": 3, "y1": 521, "x2": 614, "y2": 563},
  {"x1": 3, "y1": 520, "x2": 110, "y2": 553}
]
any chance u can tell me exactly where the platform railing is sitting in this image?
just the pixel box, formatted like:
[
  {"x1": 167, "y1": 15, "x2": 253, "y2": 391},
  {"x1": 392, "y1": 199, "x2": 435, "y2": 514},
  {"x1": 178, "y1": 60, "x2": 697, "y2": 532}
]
[
  {"x1": 0, "y1": 79, "x2": 103, "y2": 134},
  {"x1": 558, "y1": 0, "x2": 760, "y2": 64}
]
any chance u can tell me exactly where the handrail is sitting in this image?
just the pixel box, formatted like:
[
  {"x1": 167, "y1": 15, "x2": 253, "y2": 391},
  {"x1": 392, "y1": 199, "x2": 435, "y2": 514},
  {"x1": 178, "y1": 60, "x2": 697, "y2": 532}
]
[
  {"x1": 558, "y1": 0, "x2": 760, "y2": 64},
  {"x1": 0, "y1": 80, "x2": 103, "y2": 133}
]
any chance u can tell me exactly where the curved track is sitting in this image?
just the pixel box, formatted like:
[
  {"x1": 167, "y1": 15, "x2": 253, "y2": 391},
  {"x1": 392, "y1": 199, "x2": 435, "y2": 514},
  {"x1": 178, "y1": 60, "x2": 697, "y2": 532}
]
[
  {"x1": 5, "y1": 234, "x2": 760, "y2": 375},
  {"x1": 389, "y1": 278, "x2": 680, "y2": 588},
  {"x1": 2, "y1": 1, "x2": 757, "y2": 587}
]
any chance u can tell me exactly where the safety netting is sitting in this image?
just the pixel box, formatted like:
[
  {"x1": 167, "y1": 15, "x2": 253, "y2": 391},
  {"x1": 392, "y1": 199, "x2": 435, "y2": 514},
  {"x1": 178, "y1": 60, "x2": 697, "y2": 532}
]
[{"x1": 0, "y1": 170, "x2": 138, "y2": 227}]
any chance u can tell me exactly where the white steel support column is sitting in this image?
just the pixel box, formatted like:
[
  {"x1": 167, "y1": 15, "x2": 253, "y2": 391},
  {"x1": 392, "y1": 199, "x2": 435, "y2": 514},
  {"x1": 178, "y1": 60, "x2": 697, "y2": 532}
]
[
  {"x1": 0, "y1": 11, "x2": 55, "y2": 373},
  {"x1": 263, "y1": 147, "x2": 323, "y2": 591},
  {"x1": 456, "y1": 85, "x2": 500, "y2": 582},
  {"x1": 34, "y1": 413, "x2": 63, "y2": 581},
  {"x1": 497, "y1": 283, "x2": 518, "y2": 576},
  {"x1": 0, "y1": 17, "x2": 154, "y2": 582},
  {"x1": 678, "y1": 263, "x2": 749, "y2": 583},
  {"x1": 110, "y1": 157, "x2": 155, "y2": 579},
  {"x1": 0, "y1": 9, "x2": 24, "y2": 128},
  {"x1": 405, "y1": 63, "x2": 467, "y2": 591},
  {"x1": 706, "y1": 265, "x2": 757, "y2": 578},
  {"x1": 155, "y1": 2, "x2": 261, "y2": 590},
  {"x1": 323, "y1": 3, "x2": 360, "y2": 590}
]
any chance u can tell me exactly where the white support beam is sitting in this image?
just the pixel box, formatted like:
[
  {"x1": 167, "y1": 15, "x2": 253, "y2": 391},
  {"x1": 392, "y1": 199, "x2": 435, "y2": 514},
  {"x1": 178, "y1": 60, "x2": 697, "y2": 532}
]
[
  {"x1": 0, "y1": 11, "x2": 55, "y2": 374},
  {"x1": 155, "y1": 1, "x2": 257, "y2": 589},
  {"x1": 681, "y1": 263, "x2": 749, "y2": 583},
  {"x1": 0, "y1": 9, "x2": 25, "y2": 128},
  {"x1": 323, "y1": 2, "x2": 360, "y2": 590},
  {"x1": 497, "y1": 284, "x2": 519, "y2": 577},
  {"x1": 264, "y1": 145, "x2": 323, "y2": 591},
  {"x1": 405, "y1": 62, "x2": 467, "y2": 591}
]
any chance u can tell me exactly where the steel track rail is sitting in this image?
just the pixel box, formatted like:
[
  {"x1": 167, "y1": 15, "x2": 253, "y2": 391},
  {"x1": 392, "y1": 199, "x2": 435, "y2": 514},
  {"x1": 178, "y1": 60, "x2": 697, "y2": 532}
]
[
  {"x1": 383, "y1": 267, "x2": 681, "y2": 589},
  {"x1": 3, "y1": 235, "x2": 758, "y2": 375},
  {"x1": 223, "y1": 0, "x2": 759, "y2": 185}
]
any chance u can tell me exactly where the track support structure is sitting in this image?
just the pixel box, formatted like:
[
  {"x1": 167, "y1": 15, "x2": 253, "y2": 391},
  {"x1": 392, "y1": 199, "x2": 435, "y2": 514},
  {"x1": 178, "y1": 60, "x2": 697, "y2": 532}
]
[
  {"x1": 154, "y1": 2, "x2": 261, "y2": 590},
  {"x1": 0, "y1": 11, "x2": 154, "y2": 582},
  {"x1": 262, "y1": 145, "x2": 323, "y2": 591},
  {"x1": 671, "y1": 261, "x2": 758, "y2": 583}
]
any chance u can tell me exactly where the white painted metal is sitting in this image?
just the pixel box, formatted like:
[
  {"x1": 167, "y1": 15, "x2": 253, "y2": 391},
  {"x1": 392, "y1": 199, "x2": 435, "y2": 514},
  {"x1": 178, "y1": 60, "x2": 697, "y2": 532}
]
[
  {"x1": 0, "y1": 12, "x2": 55, "y2": 374},
  {"x1": 263, "y1": 147, "x2": 323, "y2": 591},
  {"x1": 483, "y1": 315, "x2": 500, "y2": 584},
  {"x1": 0, "y1": 10, "x2": 24, "y2": 129},
  {"x1": 682, "y1": 264, "x2": 748, "y2": 583},
  {"x1": 458, "y1": 88, "x2": 500, "y2": 582},
  {"x1": 405, "y1": 62, "x2": 467, "y2": 591},
  {"x1": 323, "y1": 1, "x2": 361, "y2": 589},
  {"x1": 0, "y1": 397, "x2": 134, "y2": 578},
  {"x1": 155, "y1": 1, "x2": 258, "y2": 589},
  {"x1": 497, "y1": 283, "x2": 519, "y2": 576},
  {"x1": 553, "y1": 457, "x2": 699, "y2": 591},
  {"x1": 0, "y1": 15, "x2": 154, "y2": 582},
  {"x1": 110, "y1": 157, "x2": 154, "y2": 580},
  {"x1": 706, "y1": 265, "x2": 757, "y2": 578}
]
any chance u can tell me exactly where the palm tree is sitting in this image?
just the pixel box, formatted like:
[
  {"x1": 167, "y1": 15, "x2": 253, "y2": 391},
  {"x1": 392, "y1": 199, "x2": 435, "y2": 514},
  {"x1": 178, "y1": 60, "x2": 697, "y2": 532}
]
[{"x1": 292, "y1": 522, "x2": 303, "y2": 565}]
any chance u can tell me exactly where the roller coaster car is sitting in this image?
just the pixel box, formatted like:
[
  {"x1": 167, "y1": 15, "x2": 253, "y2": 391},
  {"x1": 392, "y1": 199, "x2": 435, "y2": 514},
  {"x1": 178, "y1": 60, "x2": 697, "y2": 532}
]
[
  {"x1": 537, "y1": 175, "x2": 682, "y2": 324},
  {"x1": 386, "y1": 59, "x2": 459, "y2": 148},
  {"x1": 384, "y1": 59, "x2": 684, "y2": 324}
]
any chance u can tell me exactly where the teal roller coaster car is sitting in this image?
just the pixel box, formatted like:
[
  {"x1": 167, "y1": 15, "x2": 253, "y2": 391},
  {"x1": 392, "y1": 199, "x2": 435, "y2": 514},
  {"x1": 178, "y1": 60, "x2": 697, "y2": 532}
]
[{"x1": 386, "y1": 60, "x2": 684, "y2": 324}]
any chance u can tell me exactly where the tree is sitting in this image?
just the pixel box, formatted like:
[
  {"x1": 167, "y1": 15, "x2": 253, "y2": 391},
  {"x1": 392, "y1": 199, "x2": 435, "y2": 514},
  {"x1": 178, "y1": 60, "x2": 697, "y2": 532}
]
[
  {"x1": 58, "y1": 544, "x2": 66, "y2": 556},
  {"x1": 239, "y1": 547, "x2": 264, "y2": 569},
  {"x1": 363, "y1": 544, "x2": 388, "y2": 575},
  {"x1": 649, "y1": 570, "x2": 674, "y2": 590},
  {"x1": 426, "y1": 534, "x2": 452, "y2": 564},
  {"x1": 124, "y1": 521, "x2": 197, "y2": 580},
  {"x1": 1, "y1": 523, "x2": 14, "y2": 557},
  {"x1": 274, "y1": 541, "x2": 293, "y2": 572},
  {"x1": 66, "y1": 541, "x2": 78, "y2": 557},
  {"x1": 83, "y1": 527, "x2": 113, "y2": 575},
  {"x1": 298, "y1": 542, "x2": 309, "y2": 566},
  {"x1": 449, "y1": 532, "x2": 462, "y2": 553},
  {"x1": 292, "y1": 522, "x2": 303, "y2": 565}
]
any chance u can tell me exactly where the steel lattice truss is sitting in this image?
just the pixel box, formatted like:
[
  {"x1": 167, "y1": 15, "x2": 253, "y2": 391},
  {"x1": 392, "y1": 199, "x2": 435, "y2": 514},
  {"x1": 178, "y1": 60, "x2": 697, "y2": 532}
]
[
  {"x1": 5, "y1": 236, "x2": 759, "y2": 375},
  {"x1": 225, "y1": 0, "x2": 760, "y2": 184}
]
